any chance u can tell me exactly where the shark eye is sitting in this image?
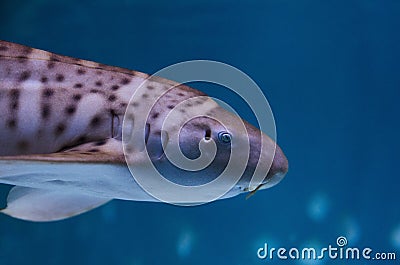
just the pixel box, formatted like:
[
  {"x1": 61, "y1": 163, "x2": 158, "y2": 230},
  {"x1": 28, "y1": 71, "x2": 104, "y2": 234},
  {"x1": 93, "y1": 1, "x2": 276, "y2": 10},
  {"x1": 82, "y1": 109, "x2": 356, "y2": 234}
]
[{"x1": 218, "y1": 131, "x2": 232, "y2": 144}]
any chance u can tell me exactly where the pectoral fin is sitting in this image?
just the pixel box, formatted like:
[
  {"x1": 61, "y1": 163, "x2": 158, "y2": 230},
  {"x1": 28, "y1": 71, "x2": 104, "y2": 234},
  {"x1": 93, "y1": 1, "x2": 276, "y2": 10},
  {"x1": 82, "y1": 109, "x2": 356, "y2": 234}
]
[{"x1": 1, "y1": 186, "x2": 111, "y2": 222}]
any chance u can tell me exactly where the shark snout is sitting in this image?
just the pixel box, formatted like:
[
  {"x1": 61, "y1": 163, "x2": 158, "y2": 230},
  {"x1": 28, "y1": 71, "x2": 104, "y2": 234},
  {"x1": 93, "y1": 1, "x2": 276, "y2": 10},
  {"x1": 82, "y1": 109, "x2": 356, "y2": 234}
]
[
  {"x1": 270, "y1": 145, "x2": 288, "y2": 176},
  {"x1": 263, "y1": 144, "x2": 288, "y2": 188}
]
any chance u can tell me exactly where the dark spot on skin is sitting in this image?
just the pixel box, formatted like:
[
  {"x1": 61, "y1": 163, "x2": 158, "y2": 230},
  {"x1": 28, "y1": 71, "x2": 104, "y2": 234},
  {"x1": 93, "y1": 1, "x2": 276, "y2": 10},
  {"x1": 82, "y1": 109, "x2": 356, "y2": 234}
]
[
  {"x1": 142, "y1": 94, "x2": 148, "y2": 99},
  {"x1": 40, "y1": 76, "x2": 48, "y2": 83},
  {"x1": 167, "y1": 105, "x2": 174, "y2": 109},
  {"x1": 88, "y1": 149, "x2": 99, "y2": 152},
  {"x1": 41, "y1": 104, "x2": 51, "y2": 119},
  {"x1": 50, "y1": 56, "x2": 60, "y2": 62},
  {"x1": 0, "y1": 45, "x2": 8, "y2": 51},
  {"x1": 10, "y1": 102, "x2": 18, "y2": 110},
  {"x1": 193, "y1": 123, "x2": 210, "y2": 131},
  {"x1": 151, "y1": 113, "x2": 159, "y2": 119},
  {"x1": 10, "y1": 89, "x2": 19, "y2": 100},
  {"x1": 95, "y1": 140, "x2": 107, "y2": 146},
  {"x1": 195, "y1": 100, "x2": 203, "y2": 105},
  {"x1": 77, "y1": 136, "x2": 87, "y2": 144},
  {"x1": 7, "y1": 119, "x2": 16, "y2": 129},
  {"x1": 186, "y1": 103, "x2": 193, "y2": 107},
  {"x1": 111, "y1": 85, "x2": 119, "y2": 91},
  {"x1": 147, "y1": 86, "x2": 155, "y2": 90},
  {"x1": 43, "y1": 88, "x2": 54, "y2": 98},
  {"x1": 90, "y1": 115, "x2": 102, "y2": 127},
  {"x1": 65, "y1": 105, "x2": 76, "y2": 115},
  {"x1": 55, "y1": 123, "x2": 66, "y2": 136},
  {"x1": 131, "y1": 102, "x2": 139, "y2": 107},
  {"x1": 77, "y1": 68, "x2": 86, "y2": 75},
  {"x1": 90, "y1": 89, "x2": 99, "y2": 94},
  {"x1": 108, "y1": 95, "x2": 117, "y2": 102},
  {"x1": 17, "y1": 140, "x2": 29, "y2": 151},
  {"x1": 120, "y1": 77, "x2": 130, "y2": 85},
  {"x1": 95, "y1": 81, "x2": 103, "y2": 87},
  {"x1": 74, "y1": 83, "x2": 83, "y2": 89},
  {"x1": 178, "y1": 93, "x2": 185, "y2": 97},
  {"x1": 120, "y1": 103, "x2": 127, "y2": 108},
  {"x1": 72, "y1": 94, "x2": 82, "y2": 101},
  {"x1": 9, "y1": 89, "x2": 19, "y2": 110},
  {"x1": 96, "y1": 70, "x2": 102, "y2": 75},
  {"x1": 56, "y1": 74, "x2": 64, "y2": 82},
  {"x1": 17, "y1": 56, "x2": 27, "y2": 63},
  {"x1": 47, "y1": 61, "x2": 55, "y2": 69},
  {"x1": 22, "y1": 46, "x2": 32, "y2": 54},
  {"x1": 19, "y1": 71, "x2": 31, "y2": 82},
  {"x1": 179, "y1": 109, "x2": 186, "y2": 113}
]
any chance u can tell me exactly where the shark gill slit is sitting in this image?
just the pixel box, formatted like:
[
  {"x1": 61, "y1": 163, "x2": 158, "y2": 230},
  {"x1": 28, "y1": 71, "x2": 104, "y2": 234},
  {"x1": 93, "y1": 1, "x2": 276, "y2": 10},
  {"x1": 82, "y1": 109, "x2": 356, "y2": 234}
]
[
  {"x1": 111, "y1": 110, "x2": 119, "y2": 138},
  {"x1": 145, "y1": 123, "x2": 150, "y2": 145}
]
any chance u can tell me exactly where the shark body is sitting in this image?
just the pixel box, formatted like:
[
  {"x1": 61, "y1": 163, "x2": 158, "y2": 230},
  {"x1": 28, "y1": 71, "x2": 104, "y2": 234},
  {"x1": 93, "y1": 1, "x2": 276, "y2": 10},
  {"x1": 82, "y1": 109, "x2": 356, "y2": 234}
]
[{"x1": 0, "y1": 41, "x2": 288, "y2": 221}]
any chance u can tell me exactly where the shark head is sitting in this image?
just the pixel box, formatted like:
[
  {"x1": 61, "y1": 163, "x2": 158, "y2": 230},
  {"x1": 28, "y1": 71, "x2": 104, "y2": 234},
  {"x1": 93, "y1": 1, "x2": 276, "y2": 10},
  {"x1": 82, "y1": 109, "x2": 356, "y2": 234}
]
[
  {"x1": 124, "y1": 82, "x2": 288, "y2": 201},
  {"x1": 174, "y1": 107, "x2": 288, "y2": 190}
]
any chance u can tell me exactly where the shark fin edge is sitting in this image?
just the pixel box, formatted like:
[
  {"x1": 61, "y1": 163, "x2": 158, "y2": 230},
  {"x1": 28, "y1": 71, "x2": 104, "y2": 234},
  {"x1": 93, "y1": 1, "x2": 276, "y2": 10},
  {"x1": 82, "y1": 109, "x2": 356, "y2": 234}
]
[{"x1": 1, "y1": 186, "x2": 111, "y2": 222}]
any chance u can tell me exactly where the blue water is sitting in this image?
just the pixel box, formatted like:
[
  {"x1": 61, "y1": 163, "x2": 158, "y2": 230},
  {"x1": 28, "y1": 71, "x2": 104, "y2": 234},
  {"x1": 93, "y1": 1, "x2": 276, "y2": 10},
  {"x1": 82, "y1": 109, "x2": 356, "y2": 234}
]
[{"x1": 1, "y1": 1, "x2": 399, "y2": 264}]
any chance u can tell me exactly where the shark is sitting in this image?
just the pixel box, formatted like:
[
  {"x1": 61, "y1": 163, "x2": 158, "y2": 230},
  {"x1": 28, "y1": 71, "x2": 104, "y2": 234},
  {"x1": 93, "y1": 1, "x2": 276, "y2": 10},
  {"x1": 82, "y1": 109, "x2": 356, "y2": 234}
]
[{"x1": 0, "y1": 40, "x2": 288, "y2": 222}]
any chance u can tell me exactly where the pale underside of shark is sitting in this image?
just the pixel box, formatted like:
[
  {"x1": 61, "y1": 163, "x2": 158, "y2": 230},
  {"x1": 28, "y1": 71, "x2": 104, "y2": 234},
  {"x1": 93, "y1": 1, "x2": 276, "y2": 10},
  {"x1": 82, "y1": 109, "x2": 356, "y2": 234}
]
[{"x1": 0, "y1": 40, "x2": 288, "y2": 222}]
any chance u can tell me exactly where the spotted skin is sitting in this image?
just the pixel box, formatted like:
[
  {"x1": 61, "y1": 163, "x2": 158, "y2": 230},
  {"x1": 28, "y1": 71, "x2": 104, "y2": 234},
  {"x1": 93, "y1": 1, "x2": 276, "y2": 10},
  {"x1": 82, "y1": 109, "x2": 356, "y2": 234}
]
[
  {"x1": 0, "y1": 40, "x2": 288, "y2": 187},
  {"x1": 0, "y1": 40, "x2": 289, "y2": 221},
  {"x1": 0, "y1": 40, "x2": 204, "y2": 157}
]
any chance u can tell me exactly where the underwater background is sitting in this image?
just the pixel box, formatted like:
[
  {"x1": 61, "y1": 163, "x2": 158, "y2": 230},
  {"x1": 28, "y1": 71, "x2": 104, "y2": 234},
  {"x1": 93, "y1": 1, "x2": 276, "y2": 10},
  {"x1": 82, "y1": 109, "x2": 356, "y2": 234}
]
[{"x1": 0, "y1": 0, "x2": 399, "y2": 264}]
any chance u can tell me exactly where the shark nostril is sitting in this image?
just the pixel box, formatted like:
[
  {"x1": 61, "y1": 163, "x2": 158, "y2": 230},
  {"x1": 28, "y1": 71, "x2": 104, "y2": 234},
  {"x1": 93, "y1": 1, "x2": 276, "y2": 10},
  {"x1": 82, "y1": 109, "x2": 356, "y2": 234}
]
[{"x1": 204, "y1": 128, "x2": 211, "y2": 141}]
